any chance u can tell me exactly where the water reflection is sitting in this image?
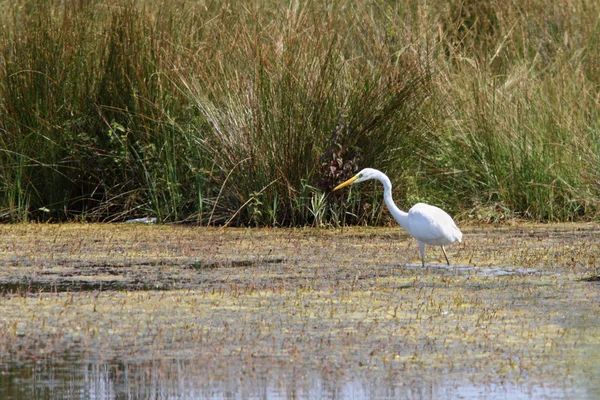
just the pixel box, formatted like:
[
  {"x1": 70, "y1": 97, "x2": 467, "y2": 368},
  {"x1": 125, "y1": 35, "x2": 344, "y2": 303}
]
[{"x1": 0, "y1": 355, "x2": 595, "y2": 400}]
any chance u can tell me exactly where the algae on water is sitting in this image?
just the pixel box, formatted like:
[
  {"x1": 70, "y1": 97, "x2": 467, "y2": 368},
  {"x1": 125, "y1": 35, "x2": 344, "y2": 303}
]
[{"x1": 0, "y1": 224, "x2": 598, "y2": 399}]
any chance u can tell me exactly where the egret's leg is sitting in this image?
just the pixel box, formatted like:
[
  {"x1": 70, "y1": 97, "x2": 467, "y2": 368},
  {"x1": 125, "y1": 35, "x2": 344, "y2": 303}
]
[
  {"x1": 441, "y1": 246, "x2": 450, "y2": 265},
  {"x1": 418, "y1": 241, "x2": 426, "y2": 267}
]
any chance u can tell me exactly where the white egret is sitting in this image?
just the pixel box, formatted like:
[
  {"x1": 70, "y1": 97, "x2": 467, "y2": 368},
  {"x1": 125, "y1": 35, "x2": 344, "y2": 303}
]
[{"x1": 333, "y1": 168, "x2": 462, "y2": 267}]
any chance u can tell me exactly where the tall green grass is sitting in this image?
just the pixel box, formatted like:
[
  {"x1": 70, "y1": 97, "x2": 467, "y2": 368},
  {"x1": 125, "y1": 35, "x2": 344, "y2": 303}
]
[
  {"x1": 0, "y1": 0, "x2": 598, "y2": 224},
  {"x1": 175, "y1": 1, "x2": 434, "y2": 225},
  {"x1": 433, "y1": 0, "x2": 600, "y2": 221}
]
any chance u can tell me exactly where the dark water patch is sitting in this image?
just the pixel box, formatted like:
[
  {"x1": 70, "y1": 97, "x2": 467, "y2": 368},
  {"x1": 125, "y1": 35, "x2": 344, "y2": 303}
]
[
  {"x1": 0, "y1": 278, "x2": 170, "y2": 294},
  {"x1": 0, "y1": 257, "x2": 291, "y2": 294},
  {"x1": 186, "y1": 257, "x2": 286, "y2": 270},
  {"x1": 580, "y1": 275, "x2": 600, "y2": 282},
  {"x1": 334, "y1": 232, "x2": 403, "y2": 240}
]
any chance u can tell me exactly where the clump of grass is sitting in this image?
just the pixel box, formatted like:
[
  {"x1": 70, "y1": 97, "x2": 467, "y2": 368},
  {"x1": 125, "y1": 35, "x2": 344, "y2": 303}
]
[
  {"x1": 0, "y1": 0, "x2": 433, "y2": 225},
  {"x1": 429, "y1": 0, "x2": 600, "y2": 221},
  {"x1": 0, "y1": 0, "x2": 209, "y2": 222},
  {"x1": 175, "y1": 1, "x2": 434, "y2": 226}
]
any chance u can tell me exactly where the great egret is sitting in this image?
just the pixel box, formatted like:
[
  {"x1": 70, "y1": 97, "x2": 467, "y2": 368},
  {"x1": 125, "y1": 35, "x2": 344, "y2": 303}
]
[{"x1": 333, "y1": 168, "x2": 462, "y2": 267}]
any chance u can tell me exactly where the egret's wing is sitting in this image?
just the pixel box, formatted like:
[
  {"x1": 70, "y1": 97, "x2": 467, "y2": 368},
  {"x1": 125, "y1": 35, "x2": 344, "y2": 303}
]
[{"x1": 407, "y1": 203, "x2": 462, "y2": 245}]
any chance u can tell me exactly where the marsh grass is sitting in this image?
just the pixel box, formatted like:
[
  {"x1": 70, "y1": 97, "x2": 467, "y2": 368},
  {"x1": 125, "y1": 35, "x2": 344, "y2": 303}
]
[
  {"x1": 0, "y1": 0, "x2": 598, "y2": 224},
  {"x1": 432, "y1": 0, "x2": 600, "y2": 221}
]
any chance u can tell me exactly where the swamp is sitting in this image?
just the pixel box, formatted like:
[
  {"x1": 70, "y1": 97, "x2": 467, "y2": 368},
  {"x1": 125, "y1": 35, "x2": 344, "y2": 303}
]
[
  {"x1": 2, "y1": 1, "x2": 600, "y2": 398},
  {"x1": 0, "y1": 223, "x2": 598, "y2": 399}
]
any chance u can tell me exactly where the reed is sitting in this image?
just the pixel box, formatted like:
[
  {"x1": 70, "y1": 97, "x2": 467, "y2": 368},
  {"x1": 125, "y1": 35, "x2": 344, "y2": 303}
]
[{"x1": 0, "y1": 0, "x2": 598, "y2": 224}]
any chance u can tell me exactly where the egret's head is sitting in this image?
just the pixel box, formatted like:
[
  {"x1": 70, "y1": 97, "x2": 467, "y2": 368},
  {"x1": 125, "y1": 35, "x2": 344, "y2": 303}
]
[{"x1": 333, "y1": 168, "x2": 379, "y2": 191}]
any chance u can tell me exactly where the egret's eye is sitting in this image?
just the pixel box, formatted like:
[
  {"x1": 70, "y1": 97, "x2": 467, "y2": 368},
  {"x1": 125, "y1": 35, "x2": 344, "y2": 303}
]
[{"x1": 358, "y1": 174, "x2": 363, "y2": 178}]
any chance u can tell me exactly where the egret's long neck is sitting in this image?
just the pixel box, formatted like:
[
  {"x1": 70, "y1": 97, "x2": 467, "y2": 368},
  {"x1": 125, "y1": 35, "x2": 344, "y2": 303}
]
[{"x1": 377, "y1": 173, "x2": 410, "y2": 232}]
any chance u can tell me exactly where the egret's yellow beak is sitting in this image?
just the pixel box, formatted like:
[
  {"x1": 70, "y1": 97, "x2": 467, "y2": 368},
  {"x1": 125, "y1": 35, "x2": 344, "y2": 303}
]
[{"x1": 333, "y1": 175, "x2": 358, "y2": 191}]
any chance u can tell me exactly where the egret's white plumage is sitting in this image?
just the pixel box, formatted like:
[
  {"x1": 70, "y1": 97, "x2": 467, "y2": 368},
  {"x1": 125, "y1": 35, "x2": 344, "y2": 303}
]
[{"x1": 333, "y1": 168, "x2": 462, "y2": 267}]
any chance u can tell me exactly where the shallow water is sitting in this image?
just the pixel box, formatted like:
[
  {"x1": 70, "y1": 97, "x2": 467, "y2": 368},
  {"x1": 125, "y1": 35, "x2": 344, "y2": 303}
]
[
  {"x1": 0, "y1": 224, "x2": 598, "y2": 399},
  {"x1": 1, "y1": 357, "x2": 596, "y2": 399}
]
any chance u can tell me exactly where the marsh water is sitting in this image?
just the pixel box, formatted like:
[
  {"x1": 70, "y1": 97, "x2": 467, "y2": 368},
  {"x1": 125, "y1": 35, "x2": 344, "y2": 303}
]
[{"x1": 0, "y1": 224, "x2": 598, "y2": 399}]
